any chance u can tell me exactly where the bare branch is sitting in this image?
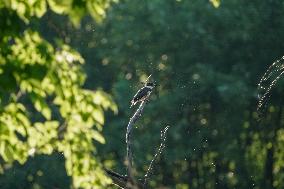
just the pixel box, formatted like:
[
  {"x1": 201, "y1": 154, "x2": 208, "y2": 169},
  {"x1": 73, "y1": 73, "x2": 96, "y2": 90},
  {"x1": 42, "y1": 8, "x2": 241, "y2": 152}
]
[
  {"x1": 107, "y1": 75, "x2": 171, "y2": 188},
  {"x1": 126, "y1": 100, "x2": 147, "y2": 179},
  {"x1": 257, "y1": 56, "x2": 284, "y2": 114},
  {"x1": 107, "y1": 93, "x2": 170, "y2": 188},
  {"x1": 143, "y1": 126, "x2": 170, "y2": 188}
]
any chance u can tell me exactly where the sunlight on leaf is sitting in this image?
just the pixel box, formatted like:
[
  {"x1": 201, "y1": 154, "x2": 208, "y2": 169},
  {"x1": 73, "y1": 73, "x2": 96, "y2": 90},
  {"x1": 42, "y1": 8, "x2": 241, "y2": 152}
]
[
  {"x1": 210, "y1": 0, "x2": 220, "y2": 8},
  {"x1": 47, "y1": 0, "x2": 72, "y2": 14},
  {"x1": 91, "y1": 130, "x2": 106, "y2": 144},
  {"x1": 32, "y1": 96, "x2": 51, "y2": 120},
  {"x1": 0, "y1": 1, "x2": 117, "y2": 188}
]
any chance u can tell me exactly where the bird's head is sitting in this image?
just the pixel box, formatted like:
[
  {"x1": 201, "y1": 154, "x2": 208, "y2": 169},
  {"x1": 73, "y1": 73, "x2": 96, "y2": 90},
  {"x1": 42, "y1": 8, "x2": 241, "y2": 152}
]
[{"x1": 145, "y1": 82, "x2": 156, "y2": 88}]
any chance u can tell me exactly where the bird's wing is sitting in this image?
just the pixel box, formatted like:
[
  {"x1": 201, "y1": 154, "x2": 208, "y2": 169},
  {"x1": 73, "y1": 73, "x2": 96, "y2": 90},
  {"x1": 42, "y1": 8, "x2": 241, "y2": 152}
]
[{"x1": 131, "y1": 87, "x2": 151, "y2": 102}]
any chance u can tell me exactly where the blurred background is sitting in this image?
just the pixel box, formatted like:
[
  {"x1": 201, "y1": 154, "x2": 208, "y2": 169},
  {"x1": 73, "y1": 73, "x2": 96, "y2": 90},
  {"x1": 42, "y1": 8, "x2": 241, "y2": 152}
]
[{"x1": 1, "y1": 0, "x2": 284, "y2": 188}]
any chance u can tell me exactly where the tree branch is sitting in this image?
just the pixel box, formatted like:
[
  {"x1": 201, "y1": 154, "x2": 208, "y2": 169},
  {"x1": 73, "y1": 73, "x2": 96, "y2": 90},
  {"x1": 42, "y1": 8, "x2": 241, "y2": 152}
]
[
  {"x1": 126, "y1": 100, "x2": 148, "y2": 186},
  {"x1": 143, "y1": 126, "x2": 170, "y2": 188},
  {"x1": 106, "y1": 99, "x2": 170, "y2": 188},
  {"x1": 106, "y1": 75, "x2": 170, "y2": 188},
  {"x1": 104, "y1": 169, "x2": 128, "y2": 189}
]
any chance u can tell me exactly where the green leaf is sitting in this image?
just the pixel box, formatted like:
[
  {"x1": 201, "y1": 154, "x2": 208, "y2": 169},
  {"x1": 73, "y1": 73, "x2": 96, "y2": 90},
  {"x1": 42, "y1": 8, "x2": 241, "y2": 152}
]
[
  {"x1": 92, "y1": 108, "x2": 104, "y2": 125},
  {"x1": 69, "y1": 6, "x2": 85, "y2": 27},
  {"x1": 87, "y1": 0, "x2": 104, "y2": 22},
  {"x1": 47, "y1": 0, "x2": 73, "y2": 14},
  {"x1": 90, "y1": 130, "x2": 105, "y2": 144},
  {"x1": 32, "y1": 95, "x2": 51, "y2": 120},
  {"x1": 2, "y1": 143, "x2": 13, "y2": 162},
  {"x1": 210, "y1": 0, "x2": 220, "y2": 8},
  {"x1": 34, "y1": 0, "x2": 47, "y2": 17}
]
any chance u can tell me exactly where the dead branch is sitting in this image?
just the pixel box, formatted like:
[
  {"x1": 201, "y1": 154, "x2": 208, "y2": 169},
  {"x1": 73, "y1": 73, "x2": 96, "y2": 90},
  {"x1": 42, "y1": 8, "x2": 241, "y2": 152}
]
[
  {"x1": 143, "y1": 126, "x2": 170, "y2": 188},
  {"x1": 126, "y1": 100, "x2": 148, "y2": 187},
  {"x1": 106, "y1": 74, "x2": 170, "y2": 188}
]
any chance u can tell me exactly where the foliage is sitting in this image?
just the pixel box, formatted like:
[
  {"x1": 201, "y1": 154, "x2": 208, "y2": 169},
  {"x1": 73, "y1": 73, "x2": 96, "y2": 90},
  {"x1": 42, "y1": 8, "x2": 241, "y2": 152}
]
[
  {"x1": 0, "y1": 0, "x2": 117, "y2": 189},
  {"x1": 0, "y1": 0, "x2": 113, "y2": 25},
  {"x1": 210, "y1": 0, "x2": 221, "y2": 8}
]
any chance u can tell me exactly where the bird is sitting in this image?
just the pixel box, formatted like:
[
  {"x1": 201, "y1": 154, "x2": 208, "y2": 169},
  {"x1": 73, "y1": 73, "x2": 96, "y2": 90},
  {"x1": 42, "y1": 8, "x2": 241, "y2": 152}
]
[{"x1": 130, "y1": 82, "x2": 156, "y2": 108}]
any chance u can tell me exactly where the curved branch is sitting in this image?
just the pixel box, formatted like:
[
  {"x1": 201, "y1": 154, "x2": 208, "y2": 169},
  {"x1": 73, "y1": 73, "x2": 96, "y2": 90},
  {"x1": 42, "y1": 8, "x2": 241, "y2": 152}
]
[
  {"x1": 143, "y1": 125, "x2": 170, "y2": 188},
  {"x1": 126, "y1": 100, "x2": 147, "y2": 177}
]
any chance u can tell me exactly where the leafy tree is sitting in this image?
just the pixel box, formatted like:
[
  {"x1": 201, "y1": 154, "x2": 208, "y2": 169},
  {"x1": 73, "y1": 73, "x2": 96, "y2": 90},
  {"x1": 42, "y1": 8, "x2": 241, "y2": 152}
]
[{"x1": 0, "y1": 0, "x2": 117, "y2": 188}]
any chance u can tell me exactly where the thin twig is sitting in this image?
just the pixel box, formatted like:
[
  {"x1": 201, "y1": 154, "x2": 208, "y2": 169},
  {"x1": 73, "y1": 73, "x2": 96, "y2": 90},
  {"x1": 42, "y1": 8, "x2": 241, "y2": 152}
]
[
  {"x1": 257, "y1": 56, "x2": 284, "y2": 114},
  {"x1": 143, "y1": 125, "x2": 170, "y2": 188}
]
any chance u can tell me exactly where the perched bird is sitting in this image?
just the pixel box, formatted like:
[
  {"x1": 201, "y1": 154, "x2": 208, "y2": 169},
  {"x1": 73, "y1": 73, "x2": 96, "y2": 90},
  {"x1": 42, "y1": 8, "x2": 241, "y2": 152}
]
[{"x1": 130, "y1": 82, "x2": 156, "y2": 107}]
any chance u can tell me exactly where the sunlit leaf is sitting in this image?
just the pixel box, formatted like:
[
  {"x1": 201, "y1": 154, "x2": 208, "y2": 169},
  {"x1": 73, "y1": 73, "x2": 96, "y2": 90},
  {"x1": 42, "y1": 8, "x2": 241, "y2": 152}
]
[
  {"x1": 47, "y1": 0, "x2": 73, "y2": 14},
  {"x1": 0, "y1": 1, "x2": 117, "y2": 188},
  {"x1": 91, "y1": 130, "x2": 105, "y2": 144},
  {"x1": 32, "y1": 95, "x2": 51, "y2": 120},
  {"x1": 34, "y1": 0, "x2": 47, "y2": 17},
  {"x1": 2, "y1": 144, "x2": 13, "y2": 162},
  {"x1": 92, "y1": 108, "x2": 104, "y2": 125},
  {"x1": 210, "y1": 0, "x2": 220, "y2": 8}
]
